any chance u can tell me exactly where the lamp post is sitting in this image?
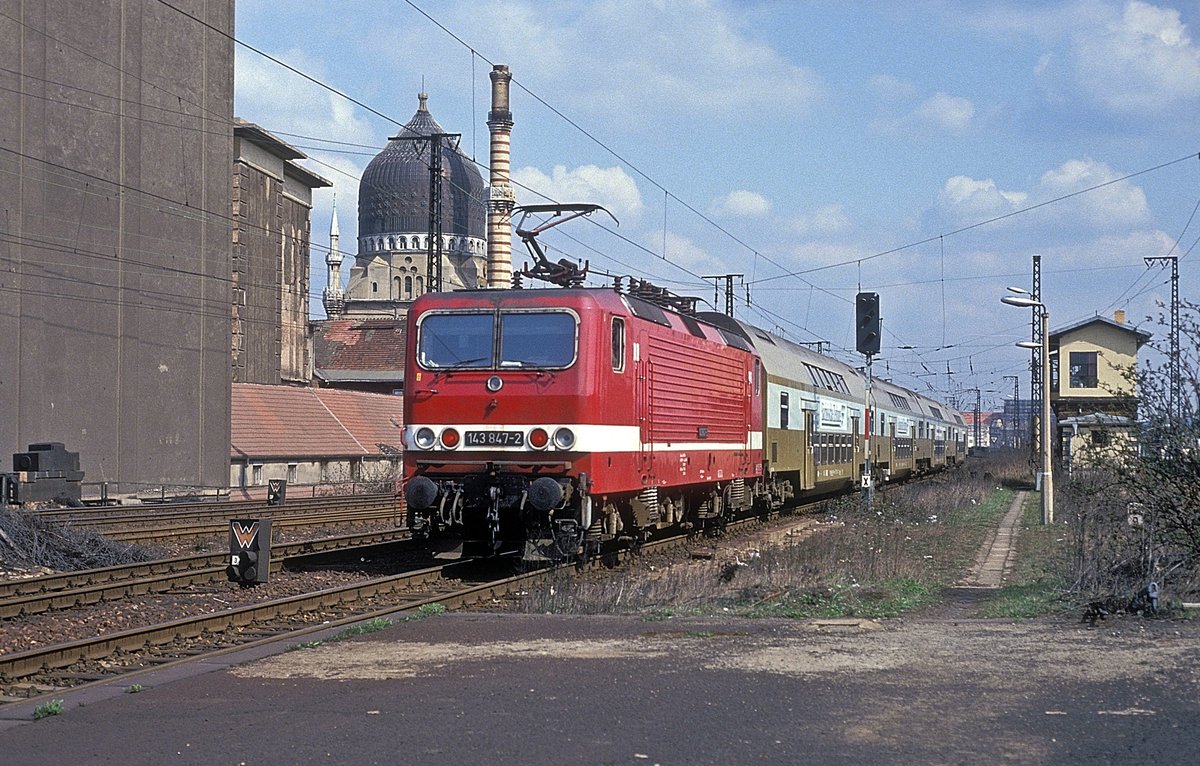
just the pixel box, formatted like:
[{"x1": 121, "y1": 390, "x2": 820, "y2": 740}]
[{"x1": 1001, "y1": 289, "x2": 1053, "y2": 524}]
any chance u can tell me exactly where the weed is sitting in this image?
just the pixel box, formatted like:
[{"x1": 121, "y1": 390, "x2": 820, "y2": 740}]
[
  {"x1": 416, "y1": 603, "x2": 447, "y2": 616},
  {"x1": 329, "y1": 618, "x2": 393, "y2": 640},
  {"x1": 125, "y1": 684, "x2": 144, "y2": 694},
  {"x1": 983, "y1": 579, "x2": 1069, "y2": 618},
  {"x1": 32, "y1": 699, "x2": 64, "y2": 720},
  {"x1": 287, "y1": 640, "x2": 324, "y2": 651},
  {"x1": 641, "y1": 608, "x2": 673, "y2": 622},
  {"x1": 515, "y1": 453, "x2": 1027, "y2": 620}
]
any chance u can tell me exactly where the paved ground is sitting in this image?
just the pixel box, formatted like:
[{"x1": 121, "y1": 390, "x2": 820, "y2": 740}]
[
  {"x1": 2, "y1": 492, "x2": 1198, "y2": 765},
  {"x1": 1, "y1": 610, "x2": 1197, "y2": 765}
]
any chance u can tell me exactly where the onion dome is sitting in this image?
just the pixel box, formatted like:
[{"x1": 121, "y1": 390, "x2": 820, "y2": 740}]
[{"x1": 358, "y1": 93, "x2": 486, "y2": 242}]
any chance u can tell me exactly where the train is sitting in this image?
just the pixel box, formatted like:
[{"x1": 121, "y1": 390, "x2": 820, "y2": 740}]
[{"x1": 401, "y1": 278, "x2": 967, "y2": 563}]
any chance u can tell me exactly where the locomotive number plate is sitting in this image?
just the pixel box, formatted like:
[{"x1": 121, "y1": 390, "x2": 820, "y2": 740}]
[{"x1": 465, "y1": 431, "x2": 525, "y2": 447}]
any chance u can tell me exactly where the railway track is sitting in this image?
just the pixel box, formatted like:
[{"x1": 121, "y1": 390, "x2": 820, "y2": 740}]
[
  {"x1": 0, "y1": 528, "x2": 411, "y2": 619},
  {"x1": 26, "y1": 494, "x2": 405, "y2": 544},
  {"x1": 0, "y1": 513, "x2": 779, "y2": 703},
  {"x1": 28, "y1": 493, "x2": 397, "y2": 523}
]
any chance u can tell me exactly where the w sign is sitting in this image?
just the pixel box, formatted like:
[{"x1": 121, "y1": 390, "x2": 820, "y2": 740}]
[{"x1": 267, "y1": 479, "x2": 287, "y2": 506}]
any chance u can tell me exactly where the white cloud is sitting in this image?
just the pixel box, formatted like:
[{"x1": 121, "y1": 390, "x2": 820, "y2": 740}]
[
  {"x1": 868, "y1": 74, "x2": 918, "y2": 102},
  {"x1": 874, "y1": 91, "x2": 975, "y2": 136},
  {"x1": 234, "y1": 49, "x2": 376, "y2": 146},
  {"x1": 512, "y1": 164, "x2": 644, "y2": 221},
  {"x1": 939, "y1": 158, "x2": 1148, "y2": 230},
  {"x1": 661, "y1": 231, "x2": 725, "y2": 273},
  {"x1": 1045, "y1": 228, "x2": 1175, "y2": 268},
  {"x1": 915, "y1": 93, "x2": 975, "y2": 133},
  {"x1": 441, "y1": 0, "x2": 824, "y2": 123},
  {"x1": 1037, "y1": 158, "x2": 1150, "y2": 227},
  {"x1": 1072, "y1": 1, "x2": 1200, "y2": 112},
  {"x1": 791, "y1": 205, "x2": 851, "y2": 236},
  {"x1": 711, "y1": 189, "x2": 771, "y2": 217},
  {"x1": 940, "y1": 176, "x2": 1028, "y2": 217}
]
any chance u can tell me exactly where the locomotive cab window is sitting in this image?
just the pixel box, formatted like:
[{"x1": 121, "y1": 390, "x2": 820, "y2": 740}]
[
  {"x1": 417, "y1": 310, "x2": 578, "y2": 370},
  {"x1": 611, "y1": 317, "x2": 626, "y2": 372},
  {"x1": 500, "y1": 312, "x2": 576, "y2": 368},
  {"x1": 417, "y1": 313, "x2": 493, "y2": 368}
]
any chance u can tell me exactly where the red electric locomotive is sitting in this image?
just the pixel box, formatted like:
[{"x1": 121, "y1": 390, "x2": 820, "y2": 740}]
[{"x1": 402, "y1": 284, "x2": 764, "y2": 561}]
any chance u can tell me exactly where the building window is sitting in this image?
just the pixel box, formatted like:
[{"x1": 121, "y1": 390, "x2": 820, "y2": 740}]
[
  {"x1": 404, "y1": 276, "x2": 414, "y2": 300},
  {"x1": 1069, "y1": 351, "x2": 1098, "y2": 388},
  {"x1": 287, "y1": 463, "x2": 298, "y2": 483},
  {"x1": 251, "y1": 463, "x2": 263, "y2": 485}
]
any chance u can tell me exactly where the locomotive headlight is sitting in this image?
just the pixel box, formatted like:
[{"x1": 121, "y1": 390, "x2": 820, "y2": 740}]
[
  {"x1": 414, "y1": 427, "x2": 436, "y2": 450},
  {"x1": 486, "y1": 375, "x2": 503, "y2": 392},
  {"x1": 552, "y1": 427, "x2": 576, "y2": 450},
  {"x1": 440, "y1": 428, "x2": 461, "y2": 449},
  {"x1": 528, "y1": 427, "x2": 549, "y2": 449}
]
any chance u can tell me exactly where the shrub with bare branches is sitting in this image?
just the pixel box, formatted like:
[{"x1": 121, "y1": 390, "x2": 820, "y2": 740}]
[
  {"x1": 1058, "y1": 300, "x2": 1200, "y2": 604},
  {"x1": 0, "y1": 506, "x2": 159, "y2": 573}
]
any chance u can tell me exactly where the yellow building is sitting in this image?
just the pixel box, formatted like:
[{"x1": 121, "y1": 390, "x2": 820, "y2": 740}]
[{"x1": 1049, "y1": 312, "x2": 1151, "y2": 469}]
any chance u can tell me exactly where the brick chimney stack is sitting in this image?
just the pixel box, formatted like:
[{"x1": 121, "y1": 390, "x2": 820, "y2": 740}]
[{"x1": 486, "y1": 65, "x2": 515, "y2": 288}]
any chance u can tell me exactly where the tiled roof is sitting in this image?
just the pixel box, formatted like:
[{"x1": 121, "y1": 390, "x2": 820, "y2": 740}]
[
  {"x1": 231, "y1": 384, "x2": 404, "y2": 459},
  {"x1": 312, "y1": 319, "x2": 407, "y2": 381},
  {"x1": 961, "y1": 411, "x2": 1000, "y2": 426}
]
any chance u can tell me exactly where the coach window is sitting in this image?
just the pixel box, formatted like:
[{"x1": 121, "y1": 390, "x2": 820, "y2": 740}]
[
  {"x1": 611, "y1": 317, "x2": 626, "y2": 372},
  {"x1": 780, "y1": 391, "x2": 790, "y2": 430}
]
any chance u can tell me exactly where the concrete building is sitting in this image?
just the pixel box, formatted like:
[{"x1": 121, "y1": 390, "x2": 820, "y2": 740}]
[
  {"x1": 1050, "y1": 312, "x2": 1151, "y2": 468},
  {"x1": 232, "y1": 120, "x2": 331, "y2": 386},
  {"x1": 0, "y1": 0, "x2": 234, "y2": 497}
]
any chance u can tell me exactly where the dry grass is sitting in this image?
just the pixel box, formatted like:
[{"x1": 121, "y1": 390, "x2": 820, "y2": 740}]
[
  {"x1": 0, "y1": 506, "x2": 161, "y2": 574},
  {"x1": 517, "y1": 453, "x2": 1028, "y2": 619}
]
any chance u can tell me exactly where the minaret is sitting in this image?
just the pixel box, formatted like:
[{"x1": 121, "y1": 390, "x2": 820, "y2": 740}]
[
  {"x1": 323, "y1": 196, "x2": 345, "y2": 316},
  {"x1": 486, "y1": 64, "x2": 515, "y2": 288}
]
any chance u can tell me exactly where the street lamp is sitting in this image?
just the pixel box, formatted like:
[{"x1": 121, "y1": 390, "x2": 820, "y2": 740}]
[{"x1": 1001, "y1": 289, "x2": 1054, "y2": 524}]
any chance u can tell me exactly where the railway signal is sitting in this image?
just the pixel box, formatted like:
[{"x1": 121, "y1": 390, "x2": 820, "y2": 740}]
[
  {"x1": 227, "y1": 518, "x2": 271, "y2": 587},
  {"x1": 855, "y1": 292, "x2": 881, "y2": 356}
]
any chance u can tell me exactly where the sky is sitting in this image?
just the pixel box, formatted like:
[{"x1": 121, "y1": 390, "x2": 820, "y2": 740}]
[{"x1": 234, "y1": 0, "x2": 1200, "y2": 410}]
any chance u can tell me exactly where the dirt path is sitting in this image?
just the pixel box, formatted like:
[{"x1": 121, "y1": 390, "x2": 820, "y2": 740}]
[{"x1": 962, "y1": 489, "x2": 1027, "y2": 588}]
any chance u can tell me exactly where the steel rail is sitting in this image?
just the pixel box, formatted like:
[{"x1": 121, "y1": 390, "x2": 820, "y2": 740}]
[
  {"x1": 28, "y1": 493, "x2": 398, "y2": 522},
  {"x1": 0, "y1": 528, "x2": 411, "y2": 618}
]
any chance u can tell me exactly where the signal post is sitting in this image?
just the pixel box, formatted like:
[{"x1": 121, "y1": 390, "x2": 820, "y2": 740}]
[{"x1": 856, "y1": 292, "x2": 881, "y2": 510}]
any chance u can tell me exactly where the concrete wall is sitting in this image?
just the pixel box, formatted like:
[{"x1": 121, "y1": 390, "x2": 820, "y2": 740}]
[
  {"x1": 232, "y1": 129, "x2": 318, "y2": 386},
  {"x1": 0, "y1": 0, "x2": 234, "y2": 495},
  {"x1": 228, "y1": 456, "x2": 401, "y2": 492}
]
